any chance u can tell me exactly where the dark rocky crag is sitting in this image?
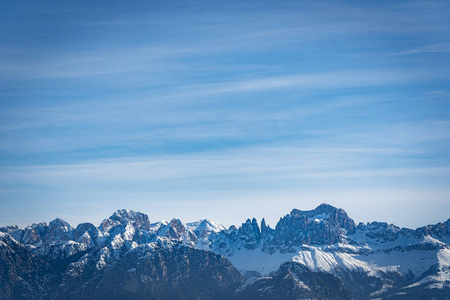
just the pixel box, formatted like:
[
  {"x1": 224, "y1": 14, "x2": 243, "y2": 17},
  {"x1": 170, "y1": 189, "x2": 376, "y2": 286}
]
[{"x1": 236, "y1": 262, "x2": 352, "y2": 300}]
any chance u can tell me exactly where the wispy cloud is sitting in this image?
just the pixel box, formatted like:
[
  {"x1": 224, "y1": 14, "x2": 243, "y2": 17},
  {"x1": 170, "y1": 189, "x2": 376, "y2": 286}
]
[
  {"x1": 0, "y1": 70, "x2": 409, "y2": 135},
  {"x1": 178, "y1": 70, "x2": 416, "y2": 97},
  {"x1": 0, "y1": 144, "x2": 445, "y2": 184},
  {"x1": 389, "y1": 43, "x2": 450, "y2": 56}
]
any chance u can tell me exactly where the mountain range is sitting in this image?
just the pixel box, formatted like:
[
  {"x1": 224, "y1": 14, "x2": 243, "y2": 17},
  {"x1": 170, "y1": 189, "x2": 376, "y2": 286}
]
[{"x1": 1, "y1": 203, "x2": 449, "y2": 299}]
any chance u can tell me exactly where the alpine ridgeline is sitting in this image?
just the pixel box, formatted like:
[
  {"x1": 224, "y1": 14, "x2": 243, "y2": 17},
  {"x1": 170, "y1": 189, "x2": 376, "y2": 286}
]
[{"x1": 1, "y1": 204, "x2": 449, "y2": 300}]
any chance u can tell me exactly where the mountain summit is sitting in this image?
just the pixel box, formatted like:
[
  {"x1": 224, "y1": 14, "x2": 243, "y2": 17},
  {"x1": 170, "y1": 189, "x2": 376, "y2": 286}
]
[{"x1": 1, "y1": 204, "x2": 449, "y2": 300}]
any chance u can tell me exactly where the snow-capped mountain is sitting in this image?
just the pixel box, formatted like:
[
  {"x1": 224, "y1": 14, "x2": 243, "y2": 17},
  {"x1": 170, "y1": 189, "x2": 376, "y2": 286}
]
[{"x1": 1, "y1": 204, "x2": 449, "y2": 299}]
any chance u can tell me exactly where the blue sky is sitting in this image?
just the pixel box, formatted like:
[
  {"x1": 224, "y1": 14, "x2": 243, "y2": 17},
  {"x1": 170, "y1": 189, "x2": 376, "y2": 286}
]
[{"x1": 1, "y1": 0, "x2": 449, "y2": 229}]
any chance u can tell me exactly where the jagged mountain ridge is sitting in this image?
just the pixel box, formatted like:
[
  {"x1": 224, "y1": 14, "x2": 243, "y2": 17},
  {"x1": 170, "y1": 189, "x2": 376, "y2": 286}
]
[{"x1": 1, "y1": 203, "x2": 449, "y2": 300}]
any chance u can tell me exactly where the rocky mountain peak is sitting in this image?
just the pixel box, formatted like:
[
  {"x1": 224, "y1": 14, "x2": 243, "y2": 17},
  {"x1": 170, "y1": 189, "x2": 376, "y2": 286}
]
[
  {"x1": 271, "y1": 204, "x2": 357, "y2": 248},
  {"x1": 109, "y1": 209, "x2": 151, "y2": 231},
  {"x1": 158, "y1": 218, "x2": 187, "y2": 239},
  {"x1": 416, "y1": 218, "x2": 450, "y2": 239},
  {"x1": 260, "y1": 218, "x2": 270, "y2": 236},
  {"x1": 355, "y1": 221, "x2": 403, "y2": 242},
  {"x1": 8, "y1": 222, "x2": 48, "y2": 246},
  {"x1": 188, "y1": 219, "x2": 226, "y2": 238},
  {"x1": 45, "y1": 218, "x2": 74, "y2": 243},
  {"x1": 48, "y1": 218, "x2": 73, "y2": 231},
  {"x1": 73, "y1": 222, "x2": 102, "y2": 246},
  {"x1": 0, "y1": 224, "x2": 19, "y2": 233},
  {"x1": 290, "y1": 203, "x2": 356, "y2": 233},
  {"x1": 26, "y1": 222, "x2": 48, "y2": 229},
  {"x1": 237, "y1": 218, "x2": 261, "y2": 250}
]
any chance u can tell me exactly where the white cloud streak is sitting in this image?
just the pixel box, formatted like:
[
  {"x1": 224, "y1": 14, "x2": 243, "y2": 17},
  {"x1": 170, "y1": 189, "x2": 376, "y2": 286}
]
[
  {"x1": 0, "y1": 145, "x2": 447, "y2": 185},
  {"x1": 178, "y1": 70, "x2": 415, "y2": 97},
  {"x1": 389, "y1": 43, "x2": 450, "y2": 56}
]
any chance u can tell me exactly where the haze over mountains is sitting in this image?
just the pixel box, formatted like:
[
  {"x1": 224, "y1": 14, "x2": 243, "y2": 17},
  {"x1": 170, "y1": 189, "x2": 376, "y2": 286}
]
[{"x1": 1, "y1": 204, "x2": 449, "y2": 300}]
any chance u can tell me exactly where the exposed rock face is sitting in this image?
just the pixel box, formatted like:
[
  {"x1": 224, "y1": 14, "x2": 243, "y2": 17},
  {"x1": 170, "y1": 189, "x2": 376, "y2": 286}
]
[
  {"x1": 0, "y1": 231, "x2": 243, "y2": 300},
  {"x1": 73, "y1": 222, "x2": 100, "y2": 246},
  {"x1": 415, "y1": 218, "x2": 450, "y2": 239},
  {"x1": 109, "y1": 209, "x2": 152, "y2": 231},
  {"x1": 0, "y1": 233, "x2": 55, "y2": 300},
  {"x1": 0, "y1": 225, "x2": 18, "y2": 233},
  {"x1": 158, "y1": 218, "x2": 187, "y2": 240},
  {"x1": 188, "y1": 219, "x2": 225, "y2": 238},
  {"x1": 237, "y1": 262, "x2": 352, "y2": 300},
  {"x1": 54, "y1": 240, "x2": 243, "y2": 300},
  {"x1": 260, "y1": 218, "x2": 273, "y2": 237},
  {"x1": 9, "y1": 222, "x2": 49, "y2": 247},
  {"x1": 291, "y1": 203, "x2": 356, "y2": 233},
  {"x1": 237, "y1": 218, "x2": 261, "y2": 250},
  {"x1": 271, "y1": 204, "x2": 356, "y2": 251},
  {"x1": 45, "y1": 218, "x2": 74, "y2": 243}
]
